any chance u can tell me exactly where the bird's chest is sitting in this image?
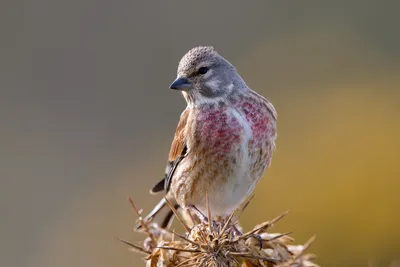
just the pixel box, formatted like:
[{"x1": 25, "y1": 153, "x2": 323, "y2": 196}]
[
  {"x1": 191, "y1": 101, "x2": 272, "y2": 157},
  {"x1": 186, "y1": 104, "x2": 252, "y2": 214},
  {"x1": 238, "y1": 100, "x2": 274, "y2": 148},
  {"x1": 181, "y1": 102, "x2": 275, "y2": 215},
  {"x1": 195, "y1": 108, "x2": 241, "y2": 155}
]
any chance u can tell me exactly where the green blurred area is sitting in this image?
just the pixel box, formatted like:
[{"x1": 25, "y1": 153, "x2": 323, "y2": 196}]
[{"x1": 1, "y1": 1, "x2": 399, "y2": 267}]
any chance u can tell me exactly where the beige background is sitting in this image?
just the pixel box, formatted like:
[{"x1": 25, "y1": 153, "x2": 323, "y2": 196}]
[{"x1": 1, "y1": 1, "x2": 399, "y2": 266}]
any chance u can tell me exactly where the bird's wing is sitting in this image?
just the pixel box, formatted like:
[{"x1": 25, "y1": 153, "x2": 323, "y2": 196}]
[{"x1": 150, "y1": 108, "x2": 189, "y2": 194}]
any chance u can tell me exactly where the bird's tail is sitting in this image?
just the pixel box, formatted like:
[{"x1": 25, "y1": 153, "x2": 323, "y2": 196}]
[{"x1": 135, "y1": 197, "x2": 179, "y2": 230}]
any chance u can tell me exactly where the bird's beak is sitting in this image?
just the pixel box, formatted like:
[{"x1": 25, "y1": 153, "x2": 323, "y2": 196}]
[{"x1": 169, "y1": 77, "x2": 191, "y2": 91}]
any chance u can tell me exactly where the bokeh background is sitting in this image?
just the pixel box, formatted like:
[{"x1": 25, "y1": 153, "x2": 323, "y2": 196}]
[{"x1": 1, "y1": 1, "x2": 399, "y2": 266}]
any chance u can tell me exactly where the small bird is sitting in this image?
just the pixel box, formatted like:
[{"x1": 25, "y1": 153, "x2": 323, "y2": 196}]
[{"x1": 139, "y1": 46, "x2": 277, "y2": 229}]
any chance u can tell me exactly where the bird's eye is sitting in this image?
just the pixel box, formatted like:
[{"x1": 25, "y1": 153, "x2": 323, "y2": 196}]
[{"x1": 198, "y1": 67, "x2": 209, "y2": 75}]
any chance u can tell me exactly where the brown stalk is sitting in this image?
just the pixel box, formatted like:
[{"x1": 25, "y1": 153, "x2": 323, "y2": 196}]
[
  {"x1": 156, "y1": 246, "x2": 202, "y2": 253},
  {"x1": 238, "y1": 210, "x2": 290, "y2": 241},
  {"x1": 169, "y1": 230, "x2": 201, "y2": 247},
  {"x1": 205, "y1": 191, "x2": 212, "y2": 232},
  {"x1": 164, "y1": 197, "x2": 191, "y2": 233},
  {"x1": 115, "y1": 237, "x2": 150, "y2": 255},
  {"x1": 128, "y1": 197, "x2": 156, "y2": 243}
]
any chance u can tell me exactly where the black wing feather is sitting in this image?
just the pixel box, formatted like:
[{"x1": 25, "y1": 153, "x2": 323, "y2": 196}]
[
  {"x1": 150, "y1": 178, "x2": 165, "y2": 194},
  {"x1": 164, "y1": 145, "x2": 187, "y2": 192},
  {"x1": 150, "y1": 145, "x2": 187, "y2": 194}
]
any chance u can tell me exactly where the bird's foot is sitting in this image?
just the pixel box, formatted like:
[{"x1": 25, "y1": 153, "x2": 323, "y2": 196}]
[
  {"x1": 187, "y1": 205, "x2": 208, "y2": 224},
  {"x1": 249, "y1": 234, "x2": 263, "y2": 249}
]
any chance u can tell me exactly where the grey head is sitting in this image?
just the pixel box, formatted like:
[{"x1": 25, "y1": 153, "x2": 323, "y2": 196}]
[{"x1": 169, "y1": 46, "x2": 247, "y2": 105}]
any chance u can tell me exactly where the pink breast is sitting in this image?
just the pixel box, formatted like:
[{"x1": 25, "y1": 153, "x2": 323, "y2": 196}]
[
  {"x1": 196, "y1": 100, "x2": 274, "y2": 158},
  {"x1": 239, "y1": 100, "x2": 274, "y2": 146},
  {"x1": 197, "y1": 106, "x2": 241, "y2": 158}
]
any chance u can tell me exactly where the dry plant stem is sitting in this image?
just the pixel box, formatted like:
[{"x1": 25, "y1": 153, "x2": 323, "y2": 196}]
[
  {"x1": 205, "y1": 191, "x2": 212, "y2": 231},
  {"x1": 164, "y1": 197, "x2": 191, "y2": 233},
  {"x1": 265, "y1": 231, "x2": 294, "y2": 242},
  {"x1": 115, "y1": 237, "x2": 150, "y2": 255},
  {"x1": 169, "y1": 230, "x2": 200, "y2": 247},
  {"x1": 290, "y1": 235, "x2": 317, "y2": 262},
  {"x1": 156, "y1": 246, "x2": 202, "y2": 253},
  {"x1": 217, "y1": 209, "x2": 236, "y2": 239},
  {"x1": 128, "y1": 197, "x2": 155, "y2": 243},
  {"x1": 238, "y1": 210, "x2": 290, "y2": 240},
  {"x1": 120, "y1": 197, "x2": 319, "y2": 267}
]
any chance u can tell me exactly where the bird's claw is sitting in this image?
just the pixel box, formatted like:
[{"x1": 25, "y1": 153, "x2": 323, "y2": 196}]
[
  {"x1": 188, "y1": 205, "x2": 208, "y2": 224},
  {"x1": 252, "y1": 234, "x2": 263, "y2": 249}
]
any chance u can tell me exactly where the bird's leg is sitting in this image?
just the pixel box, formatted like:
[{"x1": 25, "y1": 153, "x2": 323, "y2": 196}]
[{"x1": 187, "y1": 205, "x2": 208, "y2": 224}]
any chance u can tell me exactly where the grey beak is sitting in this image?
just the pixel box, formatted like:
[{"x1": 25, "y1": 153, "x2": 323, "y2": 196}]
[{"x1": 169, "y1": 77, "x2": 191, "y2": 90}]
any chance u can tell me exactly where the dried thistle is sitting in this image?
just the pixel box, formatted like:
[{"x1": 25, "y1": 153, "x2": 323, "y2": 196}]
[{"x1": 119, "y1": 196, "x2": 318, "y2": 267}]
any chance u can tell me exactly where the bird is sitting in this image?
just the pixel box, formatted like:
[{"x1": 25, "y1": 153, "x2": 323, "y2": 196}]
[{"x1": 138, "y1": 46, "x2": 277, "y2": 229}]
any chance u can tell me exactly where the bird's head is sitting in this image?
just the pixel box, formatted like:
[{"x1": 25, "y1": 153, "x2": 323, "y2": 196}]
[{"x1": 170, "y1": 46, "x2": 246, "y2": 106}]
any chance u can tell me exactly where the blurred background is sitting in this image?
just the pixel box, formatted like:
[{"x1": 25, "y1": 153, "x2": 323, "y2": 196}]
[{"x1": 1, "y1": 1, "x2": 399, "y2": 266}]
